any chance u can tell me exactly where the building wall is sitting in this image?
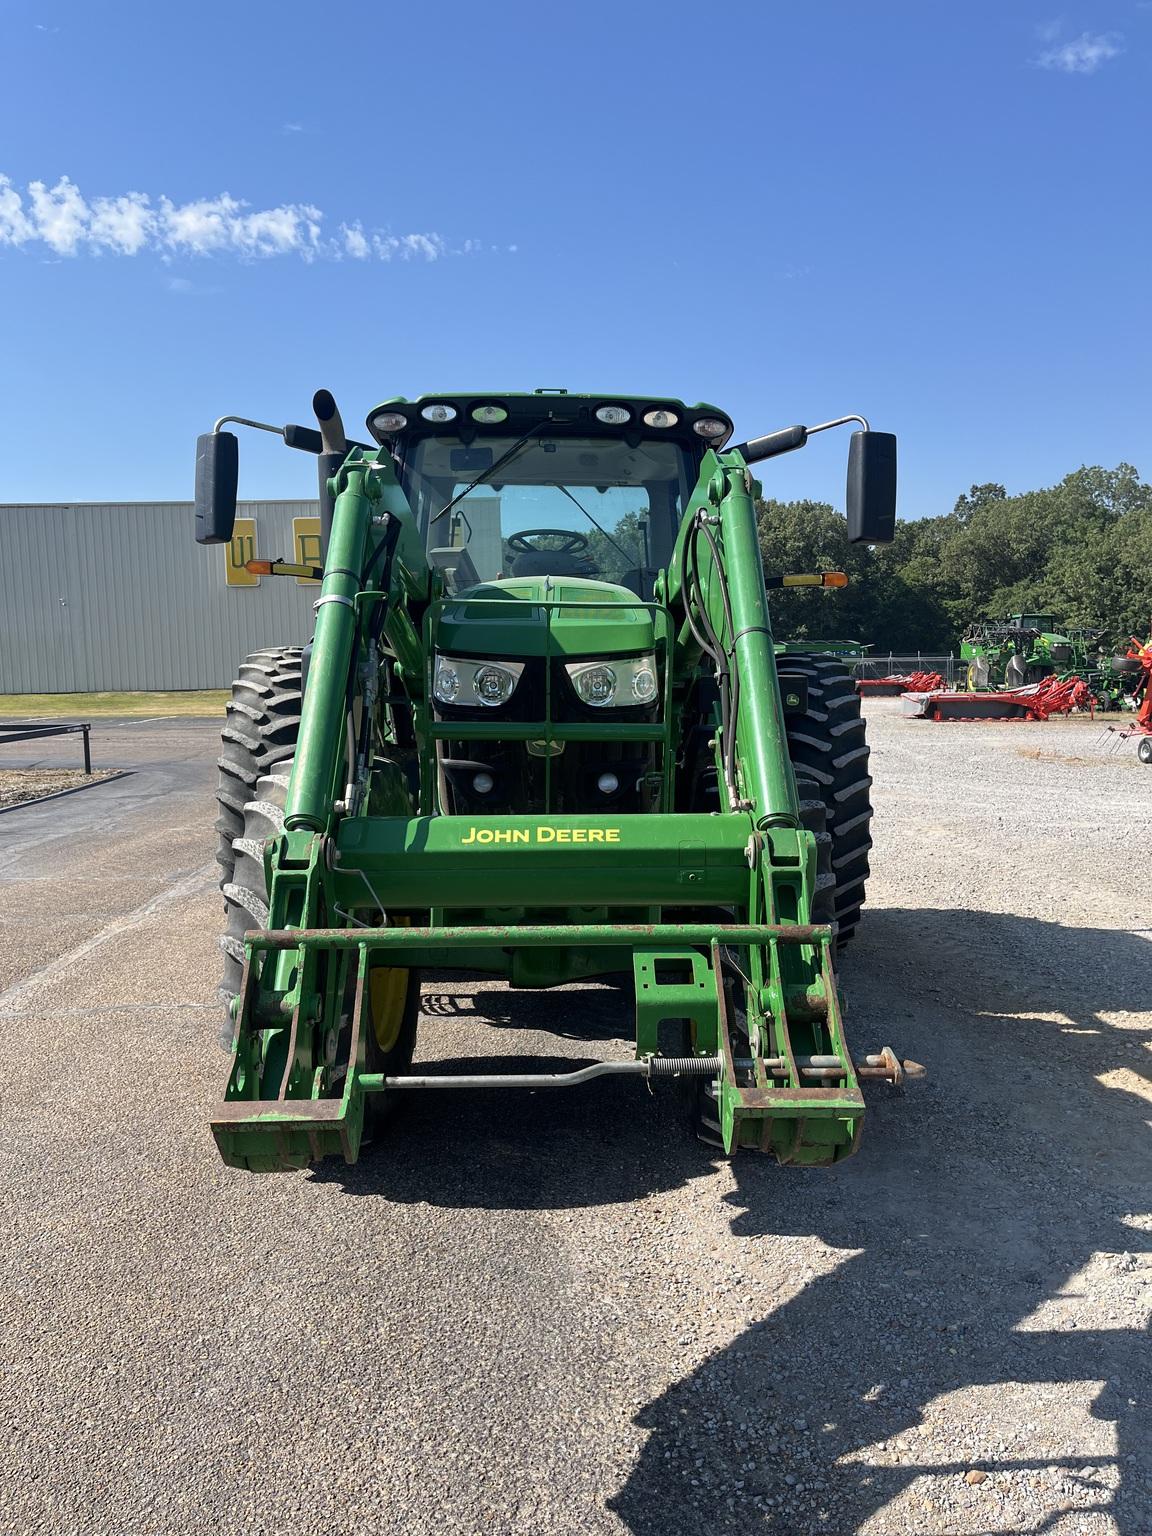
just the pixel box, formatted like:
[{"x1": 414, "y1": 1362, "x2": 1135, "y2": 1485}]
[{"x1": 0, "y1": 500, "x2": 322, "y2": 691}]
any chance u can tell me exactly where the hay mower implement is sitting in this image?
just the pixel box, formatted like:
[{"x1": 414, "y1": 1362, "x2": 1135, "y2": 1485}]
[
  {"x1": 857, "y1": 669, "x2": 946, "y2": 698},
  {"x1": 903, "y1": 673, "x2": 1093, "y2": 722},
  {"x1": 196, "y1": 390, "x2": 906, "y2": 1173}
]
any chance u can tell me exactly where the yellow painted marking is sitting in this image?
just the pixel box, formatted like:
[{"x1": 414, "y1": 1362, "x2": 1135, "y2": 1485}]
[
  {"x1": 225, "y1": 519, "x2": 258, "y2": 587},
  {"x1": 293, "y1": 516, "x2": 322, "y2": 586}
]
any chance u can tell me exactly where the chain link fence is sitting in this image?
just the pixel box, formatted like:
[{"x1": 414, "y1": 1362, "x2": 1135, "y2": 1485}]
[{"x1": 851, "y1": 653, "x2": 963, "y2": 684}]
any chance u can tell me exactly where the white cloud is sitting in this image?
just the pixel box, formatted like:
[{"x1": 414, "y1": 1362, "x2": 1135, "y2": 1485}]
[
  {"x1": 0, "y1": 172, "x2": 493, "y2": 265},
  {"x1": 0, "y1": 177, "x2": 34, "y2": 244},
  {"x1": 372, "y1": 231, "x2": 447, "y2": 262},
  {"x1": 89, "y1": 191, "x2": 154, "y2": 254},
  {"x1": 341, "y1": 222, "x2": 371, "y2": 259},
  {"x1": 1037, "y1": 30, "x2": 1123, "y2": 73},
  {"x1": 27, "y1": 176, "x2": 88, "y2": 254}
]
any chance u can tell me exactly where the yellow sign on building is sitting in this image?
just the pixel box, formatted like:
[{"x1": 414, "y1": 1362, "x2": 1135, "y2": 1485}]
[
  {"x1": 292, "y1": 516, "x2": 322, "y2": 585},
  {"x1": 224, "y1": 518, "x2": 259, "y2": 587}
]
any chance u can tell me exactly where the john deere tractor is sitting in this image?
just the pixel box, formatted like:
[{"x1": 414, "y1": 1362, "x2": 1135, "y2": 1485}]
[
  {"x1": 196, "y1": 390, "x2": 899, "y2": 1172},
  {"x1": 960, "y1": 613, "x2": 1084, "y2": 690}
]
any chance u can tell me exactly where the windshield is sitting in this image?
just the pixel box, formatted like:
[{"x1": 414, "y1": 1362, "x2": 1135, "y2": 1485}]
[{"x1": 399, "y1": 434, "x2": 694, "y2": 595}]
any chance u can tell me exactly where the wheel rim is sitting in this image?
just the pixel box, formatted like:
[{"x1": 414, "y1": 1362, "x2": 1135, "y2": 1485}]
[{"x1": 369, "y1": 966, "x2": 410, "y2": 1053}]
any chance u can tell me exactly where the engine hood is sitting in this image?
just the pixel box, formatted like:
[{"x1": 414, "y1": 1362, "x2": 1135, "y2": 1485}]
[{"x1": 434, "y1": 575, "x2": 656, "y2": 659}]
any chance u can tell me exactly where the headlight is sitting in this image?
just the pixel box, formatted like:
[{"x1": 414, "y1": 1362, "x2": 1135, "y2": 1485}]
[
  {"x1": 595, "y1": 404, "x2": 632, "y2": 425},
  {"x1": 642, "y1": 408, "x2": 678, "y2": 428},
  {"x1": 471, "y1": 403, "x2": 508, "y2": 424},
  {"x1": 566, "y1": 654, "x2": 659, "y2": 709},
  {"x1": 421, "y1": 403, "x2": 458, "y2": 423},
  {"x1": 434, "y1": 655, "x2": 524, "y2": 708}
]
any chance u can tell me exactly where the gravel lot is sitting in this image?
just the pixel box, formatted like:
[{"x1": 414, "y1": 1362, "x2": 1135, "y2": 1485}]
[
  {"x1": 0, "y1": 705, "x2": 1147, "y2": 1535},
  {"x1": 0, "y1": 767, "x2": 119, "y2": 809}
]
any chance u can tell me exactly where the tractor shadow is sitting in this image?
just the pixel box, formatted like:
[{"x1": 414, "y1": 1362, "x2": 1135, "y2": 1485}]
[
  {"x1": 312, "y1": 974, "x2": 718, "y2": 1211},
  {"x1": 610, "y1": 908, "x2": 1152, "y2": 1534},
  {"x1": 314, "y1": 1049, "x2": 717, "y2": 1211}
]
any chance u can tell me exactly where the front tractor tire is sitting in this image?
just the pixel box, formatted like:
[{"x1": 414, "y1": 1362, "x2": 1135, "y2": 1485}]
[
  {"x1": 215, "y1": 648, "x2": 304, "y2": 891},
  {"x1": 781, "y1": 654, "x2": 874, "y2": 946},
  {"x1": 215, "y1": 659, "x2": 420, "y2": 1107}
]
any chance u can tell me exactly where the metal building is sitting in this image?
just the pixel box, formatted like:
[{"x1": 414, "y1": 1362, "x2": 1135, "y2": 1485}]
[{"x1": 0, "y1": 500, "x2": 322, "y2": 692}]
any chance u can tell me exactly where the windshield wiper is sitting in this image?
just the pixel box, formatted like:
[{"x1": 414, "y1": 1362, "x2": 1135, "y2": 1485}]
[
  {"x1": 552, "y1": 483, "x2": 637, "y2": 569},
  {"x1": 429, "y1": 423, "x2": 560, "y2": 526}
]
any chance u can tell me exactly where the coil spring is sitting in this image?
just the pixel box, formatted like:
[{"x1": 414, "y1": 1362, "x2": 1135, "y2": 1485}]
[{"x1": 647, "y1": 1056, "x2": 722, "y2": 1078}]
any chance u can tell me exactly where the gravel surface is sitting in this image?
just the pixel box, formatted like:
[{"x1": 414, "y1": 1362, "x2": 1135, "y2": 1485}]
[
  {"x1": 0, "y1": 767, "x2": 118, "y2": 809},
  {"x1": 0, "y1": 705, "x2": 1147, "y2": 1535}
]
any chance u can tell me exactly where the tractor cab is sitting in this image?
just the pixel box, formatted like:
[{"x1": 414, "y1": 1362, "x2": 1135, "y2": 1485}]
[{"x1": 367, "y1": 391, "x2": 732, "y2": 600}]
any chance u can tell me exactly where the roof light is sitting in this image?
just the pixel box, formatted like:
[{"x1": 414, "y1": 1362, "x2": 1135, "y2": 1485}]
[
  {"x1": 693, "y1": 417, "x2": 730, "y2": 440},
  {"x1": 420, "y1": 403, "x2": 458, "y2": 423},
  {"x1": 370, "y1": 410, "x2": 408, "y2": 435},
  {"x1": 471, "y1": 404, "x2": 509, "y2": 424},
  {"x1": 642, "y1": 408, "x2": 678, "y2": 428},
  {"x1": 595, "y1": 405, "x2": 632, "y2": 425}
]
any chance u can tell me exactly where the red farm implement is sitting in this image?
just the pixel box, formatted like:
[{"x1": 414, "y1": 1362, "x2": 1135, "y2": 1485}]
[
  {"x1": 903, "y1": 674, "x2": 1093, "y2": 723},
  {"x1": 857, "y1": 670, "x2": 946, "y2": 698},
  {"x1": 1100, "y1": 637, "x2": 1152, "y2": 763}
]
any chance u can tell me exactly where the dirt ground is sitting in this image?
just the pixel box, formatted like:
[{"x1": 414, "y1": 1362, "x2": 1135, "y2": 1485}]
[{"x1": 0, "y1": 704, "x2": 1147, "y2": 1535}]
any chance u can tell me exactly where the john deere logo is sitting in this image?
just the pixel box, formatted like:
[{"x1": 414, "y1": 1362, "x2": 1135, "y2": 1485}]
[{"x1": 460, "y1": 826, "x2": 621, "y2": 845}]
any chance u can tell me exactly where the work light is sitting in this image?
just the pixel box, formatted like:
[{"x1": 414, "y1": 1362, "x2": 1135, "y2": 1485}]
[
  {"x1": 371, "y1": 411, "x2": 408, "y2": 435},
  {"x1": 692, "y1": 417, "x2": 730, "y2": 439}
]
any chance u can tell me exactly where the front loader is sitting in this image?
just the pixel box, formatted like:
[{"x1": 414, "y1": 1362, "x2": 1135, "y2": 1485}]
[{"x1": 196, "y1": 390, "x2": 901, "y2": 1173}]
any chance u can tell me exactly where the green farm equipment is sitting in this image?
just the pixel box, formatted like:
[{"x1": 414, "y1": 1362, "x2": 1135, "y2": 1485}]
[
  {"x1": 960, "y1": 616, "x2": 1144, "y2": 709},
  {"x1": 196, "y1": 392, "x2": 900, "y2": 1173},
  {"x1": 959, "y1": 613, "x2": 1086, "y2": 690}
]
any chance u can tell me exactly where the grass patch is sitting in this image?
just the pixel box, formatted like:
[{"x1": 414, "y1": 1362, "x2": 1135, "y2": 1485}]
[{"x1": 0, "y1": 691, "x2": 228, "y2": 719}]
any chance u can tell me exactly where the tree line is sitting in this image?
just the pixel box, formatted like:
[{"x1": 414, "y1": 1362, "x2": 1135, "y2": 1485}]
[{"x1": 756, "y1": 463, "x2": 1152, "y2": 653}]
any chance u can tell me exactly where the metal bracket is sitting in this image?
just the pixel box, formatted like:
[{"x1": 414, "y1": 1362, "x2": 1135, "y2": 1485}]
[{"x1": 633, "y1": 947, "x2": 720, "y2": 1056}]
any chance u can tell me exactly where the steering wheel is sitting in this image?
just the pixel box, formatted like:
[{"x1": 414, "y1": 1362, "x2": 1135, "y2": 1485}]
[{"x1": 507, "y1": 528, "x2": 589, "y2": 554}]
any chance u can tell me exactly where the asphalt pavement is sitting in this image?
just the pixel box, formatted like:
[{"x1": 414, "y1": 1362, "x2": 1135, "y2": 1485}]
[{"x1": 0, "y1": 708, "x2": 1148, "y2": 1535}]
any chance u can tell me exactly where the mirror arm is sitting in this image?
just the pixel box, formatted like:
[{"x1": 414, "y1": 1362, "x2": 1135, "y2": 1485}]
[
  {"x1": 806, "y1": 413, "x2": 870, "y2": 436},
  {"x1": 213, "y1": 414, "x2": 284, "y2": 437},
  {"x1": 735, "y1": 414, "x2": 872, "y2": 464}
]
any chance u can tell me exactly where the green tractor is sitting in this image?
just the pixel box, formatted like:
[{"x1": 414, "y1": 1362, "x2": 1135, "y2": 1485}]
[
  {"x1": 960, "y1": 616, "x2": 1141, "y2": 708},
  {"x1": 960, "y1": 613, "x2": 1083, "y2": 690},
  {"x1": 196, "y1": 390, "x2": 900, "y2": 1173}
]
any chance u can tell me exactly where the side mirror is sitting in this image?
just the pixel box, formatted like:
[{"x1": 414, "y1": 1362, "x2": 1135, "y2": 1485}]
[
  {"x1": 195, "y1": 431, "x2": 239, "y2": 545},
  {"x1": 846, "y1": 431, "x2": 896, "y2": 544}
]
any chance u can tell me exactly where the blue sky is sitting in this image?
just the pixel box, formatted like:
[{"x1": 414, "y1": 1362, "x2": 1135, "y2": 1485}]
[{"x1": 1, "y1": 0, "x2": 1148, "y2": 518}]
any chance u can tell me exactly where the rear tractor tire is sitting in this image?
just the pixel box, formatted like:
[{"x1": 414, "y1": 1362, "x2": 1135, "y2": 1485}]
[{"x1": 780, "y1": 654, "x2": 874, "y2": 947}]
